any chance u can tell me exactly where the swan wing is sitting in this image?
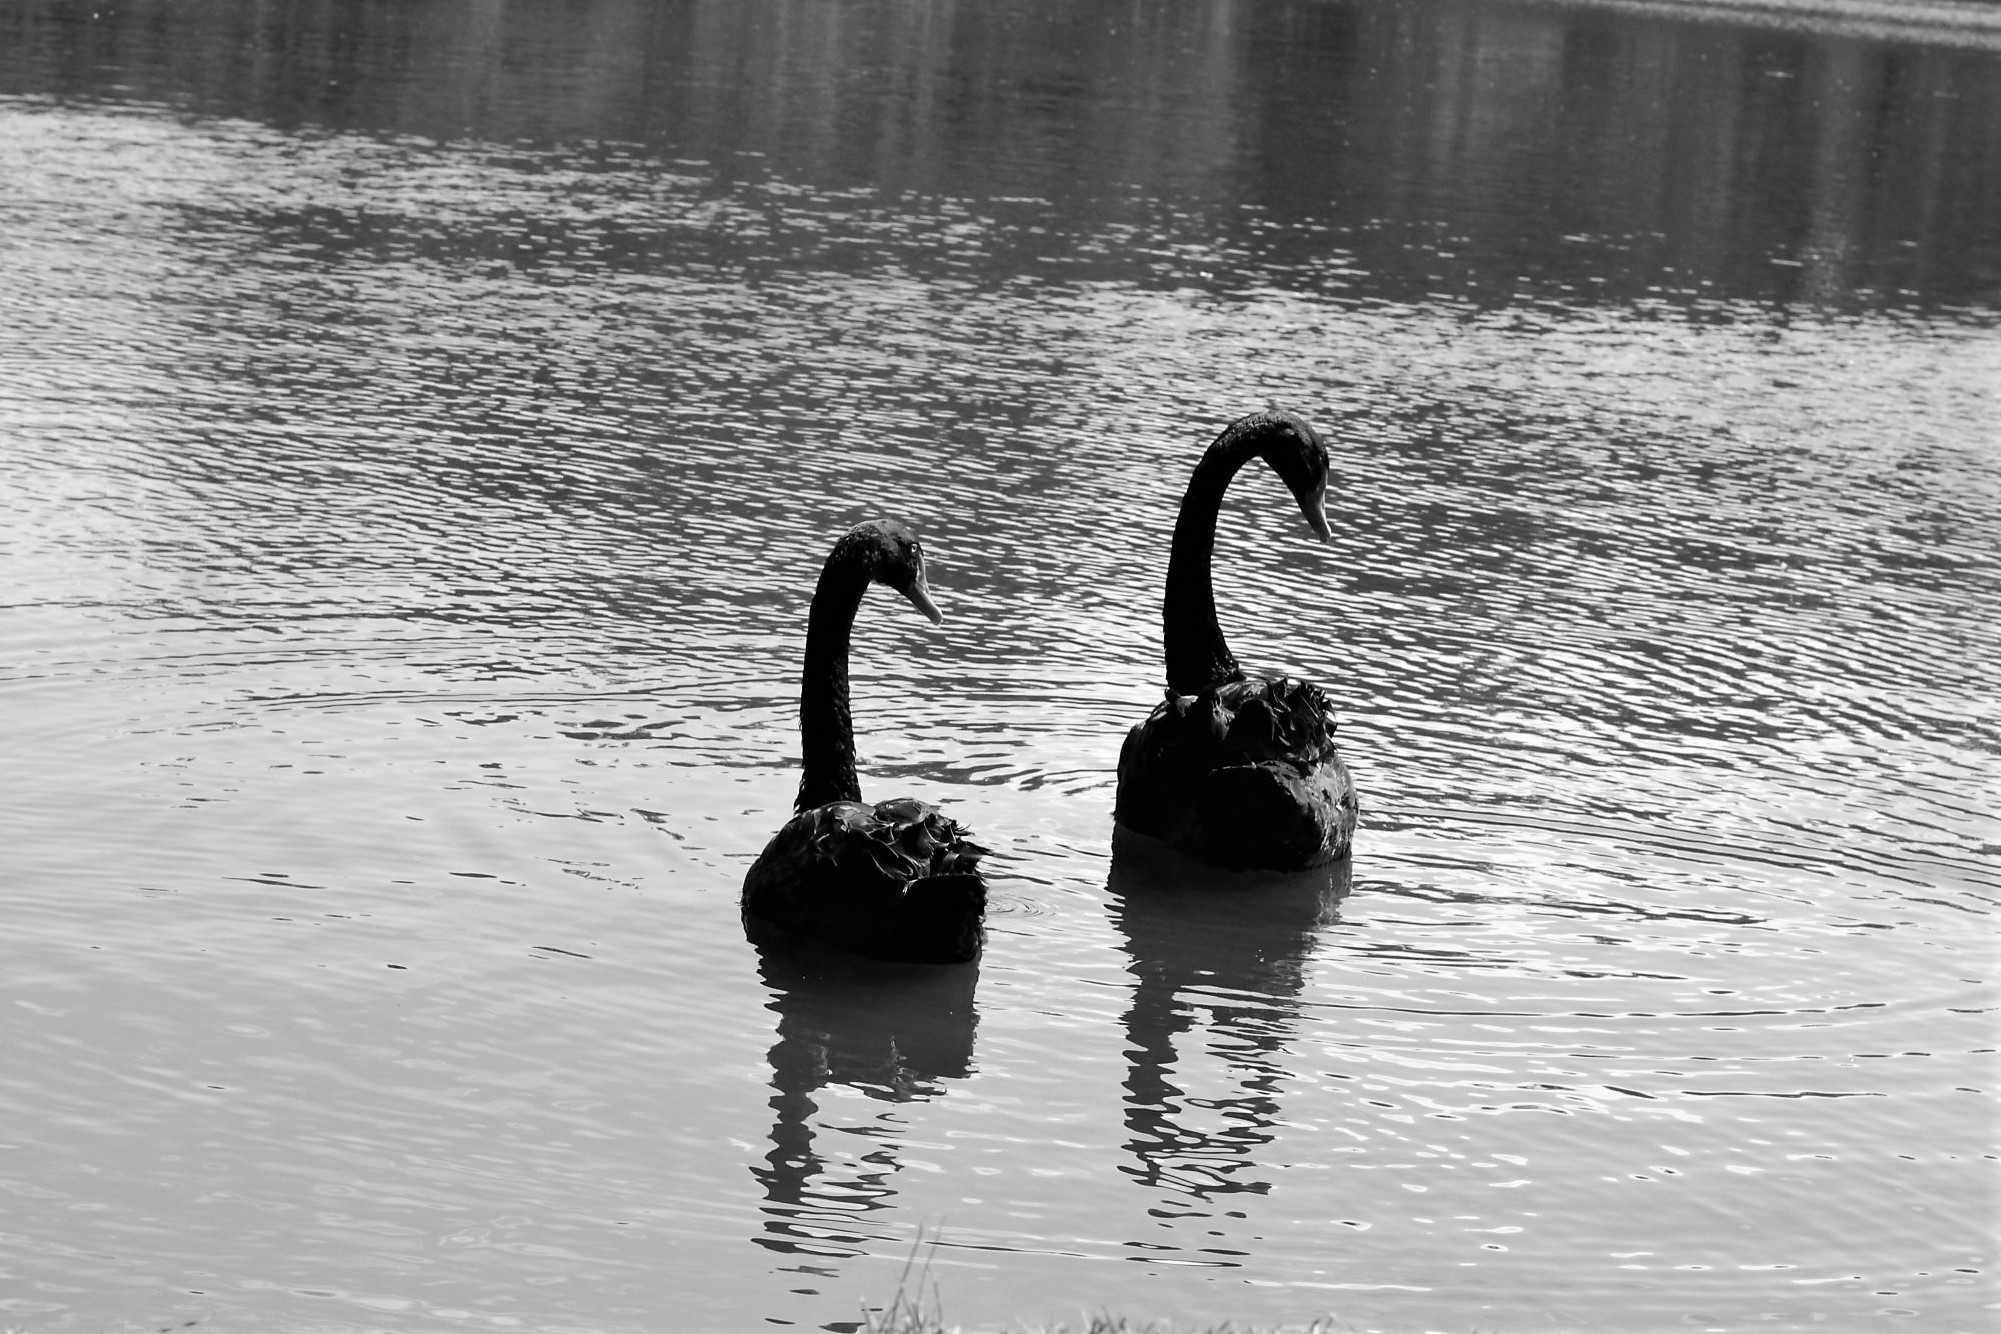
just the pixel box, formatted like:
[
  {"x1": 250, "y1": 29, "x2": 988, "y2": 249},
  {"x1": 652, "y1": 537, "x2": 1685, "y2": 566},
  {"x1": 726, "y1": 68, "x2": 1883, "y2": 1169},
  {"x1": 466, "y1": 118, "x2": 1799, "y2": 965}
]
[
  {"x1": 1214, "y1": 675, "x2": 1341, "y2": 767},
  {"x1": 1116, "y1": 674, "x2": 1355, "y2": 870},
  {"x1": 744, "y1": 799, "x2": 987, "y2": 963}
]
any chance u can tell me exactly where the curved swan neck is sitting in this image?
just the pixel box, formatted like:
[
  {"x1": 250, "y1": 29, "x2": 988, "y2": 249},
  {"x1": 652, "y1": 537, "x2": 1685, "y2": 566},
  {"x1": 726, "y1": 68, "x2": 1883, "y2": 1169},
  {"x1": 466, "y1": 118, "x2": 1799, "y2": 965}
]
[
  {"x1": 1162, "y1": 426, "x2": 1268, "y2": 695},
  {"x1": 796, "y1": 556, "x2": 870, "y2": 811}
]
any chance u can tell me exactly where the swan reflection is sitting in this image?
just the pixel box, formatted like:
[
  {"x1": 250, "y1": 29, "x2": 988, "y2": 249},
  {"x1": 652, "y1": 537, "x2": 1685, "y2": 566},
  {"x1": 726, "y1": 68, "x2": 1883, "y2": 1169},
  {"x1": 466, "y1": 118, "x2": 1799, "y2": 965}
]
[
  {"x1": 1108, "y1": 829, "x2": 1351, "y2": 1217},
  {"x1": 748, "y1": 934, "x2": 978, "y2": 1264}
]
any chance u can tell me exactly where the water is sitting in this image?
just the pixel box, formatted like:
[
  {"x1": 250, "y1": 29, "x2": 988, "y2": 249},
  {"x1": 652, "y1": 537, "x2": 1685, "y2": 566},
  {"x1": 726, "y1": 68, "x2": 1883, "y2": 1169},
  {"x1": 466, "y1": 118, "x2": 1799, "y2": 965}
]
[{"x1": 1, "y1": 0, "x2": 1997, "y2": 1330}]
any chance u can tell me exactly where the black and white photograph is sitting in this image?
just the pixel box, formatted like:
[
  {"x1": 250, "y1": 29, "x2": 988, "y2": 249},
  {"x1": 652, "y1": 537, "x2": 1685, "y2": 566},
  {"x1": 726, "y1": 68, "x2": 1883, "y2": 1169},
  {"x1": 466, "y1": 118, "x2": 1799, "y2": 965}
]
[{"x1": 1, "y1": 0, "x2": 1995, "y2": 1330}]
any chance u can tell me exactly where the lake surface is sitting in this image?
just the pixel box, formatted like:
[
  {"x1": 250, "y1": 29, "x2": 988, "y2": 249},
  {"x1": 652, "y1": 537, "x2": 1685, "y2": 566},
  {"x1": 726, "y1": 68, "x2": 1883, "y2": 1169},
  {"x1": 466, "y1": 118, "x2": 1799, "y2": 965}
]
[{"x1": 2, "y1": 0, "x2": 1998, "y2": 1330}]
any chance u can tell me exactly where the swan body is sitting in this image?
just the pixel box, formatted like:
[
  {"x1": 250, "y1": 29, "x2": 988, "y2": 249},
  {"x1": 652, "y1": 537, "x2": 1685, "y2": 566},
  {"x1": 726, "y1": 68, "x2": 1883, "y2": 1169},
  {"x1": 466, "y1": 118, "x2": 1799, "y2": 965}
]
[
  {"x1": 1114, "y1": 410, "x2": 1358, "y2": 871},
  {"x1": 742, "y1": 520, "x2": 987, "y2": 964}
]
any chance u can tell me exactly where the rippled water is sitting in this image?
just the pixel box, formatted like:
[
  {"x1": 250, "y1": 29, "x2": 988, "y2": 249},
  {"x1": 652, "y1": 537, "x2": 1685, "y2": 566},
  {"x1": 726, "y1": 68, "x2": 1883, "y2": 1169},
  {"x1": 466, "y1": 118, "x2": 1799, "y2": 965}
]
[{"x1": 2, "y1": 0, "x2": 1997, "y2": 1330}]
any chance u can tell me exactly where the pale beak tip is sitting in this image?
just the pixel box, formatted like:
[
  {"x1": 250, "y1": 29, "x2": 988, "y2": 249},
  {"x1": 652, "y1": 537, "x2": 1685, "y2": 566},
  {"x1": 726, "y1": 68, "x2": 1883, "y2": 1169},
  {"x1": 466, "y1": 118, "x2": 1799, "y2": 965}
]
[{"x1": 906, "y1": 582, "x2": 945, "y2": 625}]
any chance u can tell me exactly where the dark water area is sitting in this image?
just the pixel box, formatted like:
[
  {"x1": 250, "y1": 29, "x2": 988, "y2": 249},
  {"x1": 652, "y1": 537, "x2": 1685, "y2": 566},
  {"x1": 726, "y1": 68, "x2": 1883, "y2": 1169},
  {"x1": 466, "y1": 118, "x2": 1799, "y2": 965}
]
[
  {"x1": 6, "y1": 0, "x2": 2000, "y2": 314},
  {"x1": 1, "y1": 0, "x2": 1997, "y2": 1331}
]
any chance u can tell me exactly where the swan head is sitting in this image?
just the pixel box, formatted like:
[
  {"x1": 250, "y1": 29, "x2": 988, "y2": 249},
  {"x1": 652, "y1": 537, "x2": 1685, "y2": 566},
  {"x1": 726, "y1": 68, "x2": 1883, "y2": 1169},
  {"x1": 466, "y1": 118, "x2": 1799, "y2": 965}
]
[
  {"x1": 1252, "y1": 410, "x2": 1333, "y2": 543},
  {"x1": 838, "y1": 518, "x2": 944, "y2": 623}
]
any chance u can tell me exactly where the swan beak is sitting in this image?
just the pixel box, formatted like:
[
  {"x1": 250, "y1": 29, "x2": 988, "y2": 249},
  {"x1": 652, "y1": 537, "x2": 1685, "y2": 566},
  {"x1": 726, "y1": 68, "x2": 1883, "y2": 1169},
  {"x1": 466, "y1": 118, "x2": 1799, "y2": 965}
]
[
  {"x1": 1303, "y1": 486, "x2": 1334, "y2": 543},
  {"x1": 903, "y1": 573, "x2": 945, "y2": 625}
]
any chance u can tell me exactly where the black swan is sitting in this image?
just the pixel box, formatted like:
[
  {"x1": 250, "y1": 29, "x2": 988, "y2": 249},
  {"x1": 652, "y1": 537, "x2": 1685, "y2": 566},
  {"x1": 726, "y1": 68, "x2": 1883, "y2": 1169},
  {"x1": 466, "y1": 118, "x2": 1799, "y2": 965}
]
[
  {"x1": 742, "y1": 520, "x2": 987, "y2": 964},
  {"x1": 1114, "y1": 410, "x2": 1359, "y2": 871}
]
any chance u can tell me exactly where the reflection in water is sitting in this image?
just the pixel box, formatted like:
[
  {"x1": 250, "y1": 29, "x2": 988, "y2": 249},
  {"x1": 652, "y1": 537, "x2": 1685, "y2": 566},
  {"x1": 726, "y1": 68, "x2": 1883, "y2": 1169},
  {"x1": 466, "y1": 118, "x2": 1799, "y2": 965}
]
[
  {"x1": 1108, "y1": 830, "x2": 1351, "y2": 1226},
  {"x1": 1, "y1": 0, "x2": 1995, "y2": 312},
  {"x1": 749, "y1": 936, "x2": 978, "y2": 1265}
]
